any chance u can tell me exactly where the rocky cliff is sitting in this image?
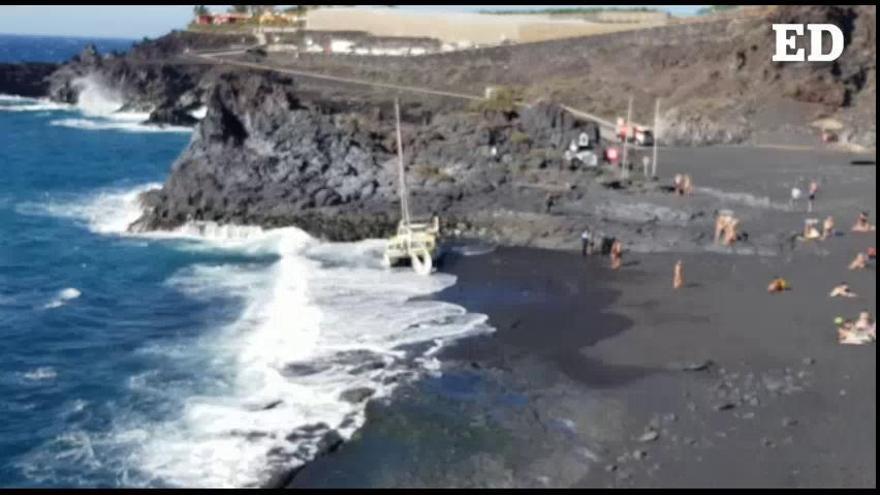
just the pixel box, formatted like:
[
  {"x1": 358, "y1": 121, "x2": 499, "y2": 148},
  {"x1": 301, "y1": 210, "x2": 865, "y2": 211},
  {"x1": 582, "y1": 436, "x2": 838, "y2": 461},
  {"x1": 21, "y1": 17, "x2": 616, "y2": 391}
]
[{"x1": 129, "y1": 70, "x2": 610, "y2": 245}]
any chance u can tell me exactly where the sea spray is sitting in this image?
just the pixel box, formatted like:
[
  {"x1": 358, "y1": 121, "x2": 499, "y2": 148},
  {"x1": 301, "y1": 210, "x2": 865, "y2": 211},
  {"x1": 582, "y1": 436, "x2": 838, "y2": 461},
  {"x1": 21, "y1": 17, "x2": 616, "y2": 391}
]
[{"x1": 71, "y1": 75, "x2": 125, "y2": 117}]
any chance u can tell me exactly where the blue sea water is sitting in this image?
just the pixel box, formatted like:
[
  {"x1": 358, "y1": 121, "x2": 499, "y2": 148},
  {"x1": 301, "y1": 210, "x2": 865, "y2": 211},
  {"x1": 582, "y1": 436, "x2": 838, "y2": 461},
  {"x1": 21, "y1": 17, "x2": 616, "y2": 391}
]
[
  {"x1": 0, "y1": 37, "x2": 491, "y2": 488},
  {"x1": 0, "y1": 34, "x2": 134, "y2": 63}
]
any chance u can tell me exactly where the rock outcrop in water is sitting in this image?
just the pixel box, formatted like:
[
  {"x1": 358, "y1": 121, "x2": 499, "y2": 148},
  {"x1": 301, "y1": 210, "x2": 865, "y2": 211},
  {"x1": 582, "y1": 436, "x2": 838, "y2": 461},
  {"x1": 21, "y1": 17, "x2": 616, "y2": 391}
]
[
  {"x1": 41, "y1": 32, "x2": 255, "y2": 125},
  {"x1": 0, "y1": 62, "x2": 58, "y2": 98}
]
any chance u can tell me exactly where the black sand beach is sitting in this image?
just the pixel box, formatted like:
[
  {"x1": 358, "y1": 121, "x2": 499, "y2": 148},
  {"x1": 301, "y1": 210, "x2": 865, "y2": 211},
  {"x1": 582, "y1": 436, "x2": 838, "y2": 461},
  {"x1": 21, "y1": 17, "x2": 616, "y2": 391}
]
[{"x1": 290, "y1": 145, "x2": 875, "y2": 488}]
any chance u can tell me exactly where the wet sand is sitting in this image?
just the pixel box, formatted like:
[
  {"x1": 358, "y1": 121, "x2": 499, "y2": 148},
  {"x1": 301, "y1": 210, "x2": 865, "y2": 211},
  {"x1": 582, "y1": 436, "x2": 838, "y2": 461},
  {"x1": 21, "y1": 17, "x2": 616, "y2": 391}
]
[{"x1": 290, "y1": 146, "x2": 875, "y2": 488}]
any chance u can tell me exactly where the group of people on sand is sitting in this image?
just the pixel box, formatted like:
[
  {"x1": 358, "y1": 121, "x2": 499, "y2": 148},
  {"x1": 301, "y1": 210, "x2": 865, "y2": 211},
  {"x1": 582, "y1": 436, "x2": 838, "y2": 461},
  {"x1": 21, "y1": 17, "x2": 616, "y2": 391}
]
[
  {"x1": 582, "y1": 172, "x2": 875, "y2": 346},
  {"x1": 787, "y1": 182, "x2": 876, "y2": 344},
  {"x1": 580, "y1": 226, "x2": 624, "y2": 270}
]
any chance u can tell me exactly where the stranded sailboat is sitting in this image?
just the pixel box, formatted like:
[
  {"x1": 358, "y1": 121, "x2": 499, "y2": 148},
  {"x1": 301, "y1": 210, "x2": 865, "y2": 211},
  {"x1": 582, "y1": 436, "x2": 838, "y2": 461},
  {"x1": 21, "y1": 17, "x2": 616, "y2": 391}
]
[{"x1": 382, "y1": 98, "x2": 441, "y2": 276}]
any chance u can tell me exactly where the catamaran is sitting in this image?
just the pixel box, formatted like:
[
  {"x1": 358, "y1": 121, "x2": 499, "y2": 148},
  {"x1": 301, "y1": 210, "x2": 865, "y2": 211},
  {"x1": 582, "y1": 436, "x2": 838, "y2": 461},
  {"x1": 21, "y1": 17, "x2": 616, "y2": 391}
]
[{"x1": 382, "y1": 98, "x2": 441, "y2": 276}]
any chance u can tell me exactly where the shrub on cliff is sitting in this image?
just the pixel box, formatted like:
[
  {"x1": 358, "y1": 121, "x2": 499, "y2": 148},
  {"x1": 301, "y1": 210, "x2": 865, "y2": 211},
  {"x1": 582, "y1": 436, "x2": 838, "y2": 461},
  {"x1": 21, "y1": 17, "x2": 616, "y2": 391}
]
[{"x1": 469, "y1": 86, "x2": 524, "y2": 118}]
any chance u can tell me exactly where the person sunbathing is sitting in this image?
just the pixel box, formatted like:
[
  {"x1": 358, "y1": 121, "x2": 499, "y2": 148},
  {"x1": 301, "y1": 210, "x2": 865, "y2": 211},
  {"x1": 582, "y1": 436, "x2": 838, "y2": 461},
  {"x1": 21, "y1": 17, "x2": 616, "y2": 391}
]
[
  {"x1": 767, "y1": 276, "x2": 791, "y2": 293},
  {"x1": 836, "y1": 317, "x2": 861, "y2": 344},
  {"x1": 803, "y1": 220, "x2": 822, "y2": 240},
  {"x1": 829, "y1": 283, "x2": 857, "y2": 298},
  {"x1": 839, "y1": 313, "x2": 876, "y2": 344},
  {"x1": 849, "y1": 252, "x2": 868, "y2": 270},
  {"x1": 852, "y1": 211, "x2": 876, "y2": 232},
  {"x1": 822, "y1": 216, "x2": 835, "y2": 240},
  {"x1": 854, "y1": 311, "x2": 875, "y2": 335}
]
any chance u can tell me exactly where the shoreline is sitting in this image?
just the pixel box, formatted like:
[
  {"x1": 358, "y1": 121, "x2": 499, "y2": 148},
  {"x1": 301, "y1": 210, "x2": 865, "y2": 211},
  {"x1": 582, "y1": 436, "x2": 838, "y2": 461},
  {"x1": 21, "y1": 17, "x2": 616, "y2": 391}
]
[{"x1": 287, "y1": 145, "x2": 875, "y2": 488}]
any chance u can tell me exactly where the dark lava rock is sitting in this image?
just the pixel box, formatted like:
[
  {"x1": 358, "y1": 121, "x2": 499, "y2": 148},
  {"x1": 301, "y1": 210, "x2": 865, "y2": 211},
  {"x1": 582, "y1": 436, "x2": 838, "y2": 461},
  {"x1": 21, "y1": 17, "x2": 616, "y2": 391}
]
[
  {"x1": 144, "y1": 103, "x2": 199, "y2": 127},
  {"x1": 339, "y1": 387, "x2": 375, "y2": 404},
  {"x1": 315, "y1": 429, "x2": 345, "y2": 454},
  {"x1": 0, "y1": 62, "x2": 58, "y2": 97},
  {"x1": 675, "y1": 359, "x2": 715, "y2": 372}
]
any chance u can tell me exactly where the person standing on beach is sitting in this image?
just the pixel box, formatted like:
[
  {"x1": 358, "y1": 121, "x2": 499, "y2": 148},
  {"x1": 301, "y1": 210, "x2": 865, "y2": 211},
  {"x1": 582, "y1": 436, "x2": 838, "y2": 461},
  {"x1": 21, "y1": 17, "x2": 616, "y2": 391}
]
[
  {"x1": 673, "y1": 260, "x2": 684, "y2": 289},
  {"x1": 610, "y1": 240, "x2": 623, "y2": 270},
  {"x1": 581, "y1": 227, "x2": 593, "y2": 257},
  {"x1": 808, "y1": 180, "x2": 819, "y2": 213}
]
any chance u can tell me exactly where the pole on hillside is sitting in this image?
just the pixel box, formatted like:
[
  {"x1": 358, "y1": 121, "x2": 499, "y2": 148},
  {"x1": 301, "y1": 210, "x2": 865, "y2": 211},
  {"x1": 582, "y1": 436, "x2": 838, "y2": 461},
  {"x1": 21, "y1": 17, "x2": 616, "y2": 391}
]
[
  {"x1": 395, "y1": 98, "x2": 410, "y2": 226},
  {"x1": 621, "y1": 96, "x2": 633, "y2": 181},
  {"x1": 652, "y1": 98, "x2": 660, "y2": 179}
]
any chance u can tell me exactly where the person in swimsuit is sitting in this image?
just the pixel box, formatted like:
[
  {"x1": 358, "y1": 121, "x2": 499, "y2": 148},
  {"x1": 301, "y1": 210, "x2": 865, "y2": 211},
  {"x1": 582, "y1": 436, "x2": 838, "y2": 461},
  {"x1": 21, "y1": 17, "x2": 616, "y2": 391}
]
[
  {"x1": 673, "y1": 260, "x2": 684, "y2": 289},
  {"x1": 849, "y1": 252, "x2": 868, "y2": 270},
  {"x1": 808, "y1": 180, "x2": 819, "y2": 213},
  {"x1": 852, "y1": 211, "x2": 876, "y2": 232},
  {"x1": 767, "y1": 276, "x2": 791, "y2": 293},
  {"x1": 822, "y1": 216, "x2": 835, "y2": 240},
  {"x1": 723, "y1": 217, "x2": 741, "y2": 246},
  {"x1": 610, "y1": 240, "x2": 623, "y2": 270},
  {"x1": 803, "y1": 219, "x2": 822, "y2": 240}
]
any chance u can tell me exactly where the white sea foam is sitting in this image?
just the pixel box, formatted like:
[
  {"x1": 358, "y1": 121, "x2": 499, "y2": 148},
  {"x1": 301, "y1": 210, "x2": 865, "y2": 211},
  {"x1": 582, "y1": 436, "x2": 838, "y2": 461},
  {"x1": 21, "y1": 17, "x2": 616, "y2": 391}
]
[
  {"x1": 25, "y1": 183, "x2": 494, "y2": 487},
  {"x1": 71, "y1": 75, "x2": 124, "y2": 117},
  {"x1": 0, "y1": 79, "x2": 192, "y2": 133},
  {"x1": 43, "y1": 288, "x2": 81, "y2": 309},
  {"x1": 190, "y1": 106, "x2": 208, "y2": 120},
  {"x1": 18, "y1": 183, "x2": 162, "y2": 235},
  {"x1": 695, "y1": 186, "x2": 787, "y2": 211},
  {"x1": 0, "y1": 97, "x2": 71, "y2": 113},
  {"x1": 49, "y1": 118, "x2": 192, "y2": 133},
  {"x1": 0, "y1": 93, "x2": 31, "y2": 102},
  {"x1": 23, "y1": 367, "x2": 58, "y2": 381}
]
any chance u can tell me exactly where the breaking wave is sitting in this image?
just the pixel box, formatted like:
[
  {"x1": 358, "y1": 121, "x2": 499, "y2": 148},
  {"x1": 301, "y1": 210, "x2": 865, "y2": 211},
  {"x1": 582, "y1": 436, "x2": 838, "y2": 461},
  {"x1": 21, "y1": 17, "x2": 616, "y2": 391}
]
[{"x1": 18, "y1": 183, "x2": 493, "y2": 487}]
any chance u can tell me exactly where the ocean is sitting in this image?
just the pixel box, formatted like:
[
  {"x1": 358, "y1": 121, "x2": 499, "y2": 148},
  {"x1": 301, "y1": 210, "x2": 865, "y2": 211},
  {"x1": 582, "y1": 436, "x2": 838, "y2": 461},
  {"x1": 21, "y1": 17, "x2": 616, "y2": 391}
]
[
  {"x1": 0, "y1": 34, "x2": 135, "y2": 63},
  {"x1": 0, "y1": 36, "x2": 492, "y2": 487}
]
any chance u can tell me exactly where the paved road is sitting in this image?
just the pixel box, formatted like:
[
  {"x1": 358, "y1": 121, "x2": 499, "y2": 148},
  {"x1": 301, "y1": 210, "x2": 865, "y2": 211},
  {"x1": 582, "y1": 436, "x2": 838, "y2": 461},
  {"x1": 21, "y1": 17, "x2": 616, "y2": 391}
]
[{"x1": 186, "y1": 49, "x2": 484, "y2": 102}]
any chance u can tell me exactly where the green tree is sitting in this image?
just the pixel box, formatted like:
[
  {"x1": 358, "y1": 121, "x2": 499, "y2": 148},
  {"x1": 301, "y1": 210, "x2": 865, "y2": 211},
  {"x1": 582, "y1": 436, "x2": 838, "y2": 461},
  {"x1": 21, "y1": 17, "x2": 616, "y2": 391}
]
[
  {"x1": 228, "y1": 5, "x2": 249, "y2": 14},
  {"x1": 696, "y1": 5, "x2": 739, "y2": 15},
  {"x1": 193, "y1": 5, "x2": 209, "y2": 16},
  {"x1": 248, "y1": 5, "x2": 275, "y2": 15}
]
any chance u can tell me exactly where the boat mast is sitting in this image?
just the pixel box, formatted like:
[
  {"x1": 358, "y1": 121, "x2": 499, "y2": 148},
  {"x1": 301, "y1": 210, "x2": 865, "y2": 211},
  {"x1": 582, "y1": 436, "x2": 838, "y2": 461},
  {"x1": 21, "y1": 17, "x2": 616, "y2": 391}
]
[
  {"x1": 621, "y1": 95, "x2": 632, "y2": 181},
  {"x1": 395, "y1": 98, "x2": 411, "y2": 226}
]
